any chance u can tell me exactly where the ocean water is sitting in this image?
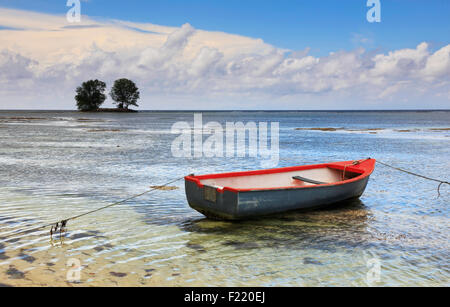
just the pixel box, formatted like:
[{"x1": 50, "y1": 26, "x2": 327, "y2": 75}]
[{"x1": 0, "y1": 110, "x2": 449, "y2": 286}]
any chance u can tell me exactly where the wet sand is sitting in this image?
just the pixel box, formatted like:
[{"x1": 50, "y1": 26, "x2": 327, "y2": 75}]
[{"x1": 1, "y1": 201, "x2": 448, "y2": 287}]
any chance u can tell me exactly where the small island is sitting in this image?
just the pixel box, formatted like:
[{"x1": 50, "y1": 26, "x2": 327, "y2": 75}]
[
  {"x1": 86, "y1": 108, "x2": 139, "y2": 113},
  {"x1": 75, "y1": 78, "x2": 140, "y2": 112}
]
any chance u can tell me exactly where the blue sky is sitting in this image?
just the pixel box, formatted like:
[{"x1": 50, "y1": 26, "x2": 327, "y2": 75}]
[
  {"x1": 1, "y1": 0, "x2": 449, "y2": 55},
  {"x1": 0, "y1": 1, "x2": 449, "y2": 109}
]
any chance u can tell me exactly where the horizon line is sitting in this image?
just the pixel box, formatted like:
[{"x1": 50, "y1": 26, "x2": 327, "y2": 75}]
[{"x1": 0, "y1": 109, "x2": 450, "y2": 112}]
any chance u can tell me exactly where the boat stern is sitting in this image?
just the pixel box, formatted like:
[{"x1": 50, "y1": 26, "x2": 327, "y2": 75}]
[{"x1": 184, "y1": 178, "x2": 240, "y2": 220}]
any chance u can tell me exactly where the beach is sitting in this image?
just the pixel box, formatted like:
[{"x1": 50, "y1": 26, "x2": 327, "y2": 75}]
[{"x1": 0, "y1": 110, "x2": 449, "y2": 287}]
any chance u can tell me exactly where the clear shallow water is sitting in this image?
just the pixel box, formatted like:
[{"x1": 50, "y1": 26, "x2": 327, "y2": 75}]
[{"x1": 0, "y1": 110, "x2": 449, "y2": 286}]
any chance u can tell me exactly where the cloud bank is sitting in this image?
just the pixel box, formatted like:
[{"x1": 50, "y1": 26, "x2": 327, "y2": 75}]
[{"x1": 0, "y1": 8, "x2": 449, "y2": 109}]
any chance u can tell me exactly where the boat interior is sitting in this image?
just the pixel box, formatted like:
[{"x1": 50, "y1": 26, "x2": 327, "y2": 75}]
[{"x1": 200, "y1": 166, "x2": 362, "y2": 190}]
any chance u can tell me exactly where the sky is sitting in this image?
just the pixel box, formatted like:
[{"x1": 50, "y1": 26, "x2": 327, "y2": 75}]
[{"x1": 0, "y1": 0, "x2": 449, "y2": 110}]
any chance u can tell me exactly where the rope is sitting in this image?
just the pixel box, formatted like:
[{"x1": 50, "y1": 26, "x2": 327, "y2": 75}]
[
  {"x1": 341, "y1": 158, "x2": 373, "y2": 180},
  {"x1": 377, "y1": 160, "x2": 449, "y2": 198},
  {"x1": 0, "y1": 176, "x2": 186, "y2": 242},
  {"x1": 2, "y1": 159, "x2": 448, "y2": 241}
]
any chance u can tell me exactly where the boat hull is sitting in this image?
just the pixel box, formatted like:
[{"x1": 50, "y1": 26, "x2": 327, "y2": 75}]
[
  {"x1": 185, "y1": 175, "x2": 370, "y2": 220},
  {"x1": 185, "y1": 159, "x2": 375, "y2": 220}
]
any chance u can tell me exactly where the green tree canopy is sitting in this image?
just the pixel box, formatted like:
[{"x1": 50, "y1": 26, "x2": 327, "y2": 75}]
[
  {"x1": 110, "y1": 78, "x2": 140, "y2": 109},
  {"x1": 75, "y1": 79, "x2": 107, "y2": 111}
]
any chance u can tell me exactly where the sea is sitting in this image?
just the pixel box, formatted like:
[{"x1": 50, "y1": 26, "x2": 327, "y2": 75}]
[{"x1": 0, "y1": 110, "x2": 449, "y2": 286}]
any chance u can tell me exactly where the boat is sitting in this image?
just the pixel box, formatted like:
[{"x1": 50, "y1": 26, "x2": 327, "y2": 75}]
[{"x1": 184, "y1": 158, "x2": 376, "y2": 220}]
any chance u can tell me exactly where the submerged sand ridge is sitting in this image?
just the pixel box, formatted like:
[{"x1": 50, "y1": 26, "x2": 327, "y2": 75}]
[{"x1": 295, "y1": 127, "x2": 450, "y2": 134}]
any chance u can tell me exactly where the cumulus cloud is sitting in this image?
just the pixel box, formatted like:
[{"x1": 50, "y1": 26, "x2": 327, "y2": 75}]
[{"x1": 0, "y1": 8, "x2": 449, "y2": 109}]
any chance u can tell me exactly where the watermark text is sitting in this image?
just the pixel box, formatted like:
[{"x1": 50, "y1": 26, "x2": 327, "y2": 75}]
[
  {"x1": 171, "y1": 114, "x2": 279, "y2": 168},
  {"x1": 66, "y1": 0, "x2": 81, "y2": 23}
]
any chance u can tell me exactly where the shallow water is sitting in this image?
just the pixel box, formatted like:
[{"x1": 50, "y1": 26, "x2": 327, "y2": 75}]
[{"x1": 0, "y1": 110, "x2": 449, "y2": 286}]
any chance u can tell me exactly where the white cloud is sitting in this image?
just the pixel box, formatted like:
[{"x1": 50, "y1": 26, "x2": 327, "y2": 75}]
[
  {"x1": 0, "y1": 8, "x2": 449, "y2": 109},
  {"x1": 423, "y1": 44, "x2": 450, "y2": 80}
]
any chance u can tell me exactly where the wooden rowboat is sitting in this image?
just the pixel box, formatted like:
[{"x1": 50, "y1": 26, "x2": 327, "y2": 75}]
[{"x1": 184, "y1": 159, "x2": 376, "y2": 220}]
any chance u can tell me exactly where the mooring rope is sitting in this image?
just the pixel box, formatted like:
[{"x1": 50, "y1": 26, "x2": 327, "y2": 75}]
[
  {"x1": 1, "y1": 159, "x2": 448, "y2": 241},
  {"x1": 377, "y1": 160, "x2": 449, "y2": 198},
  {"x1": 0, "y1": 176, "x2": 186, "y2": 242},
  {"x1": 342, "y1": 158, "x2": 372, "y2": 181}
]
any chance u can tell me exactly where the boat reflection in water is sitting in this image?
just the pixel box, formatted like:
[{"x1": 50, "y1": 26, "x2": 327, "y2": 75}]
[{"x1": 180, "y1": 198, "x2": 372, "y2": 255}]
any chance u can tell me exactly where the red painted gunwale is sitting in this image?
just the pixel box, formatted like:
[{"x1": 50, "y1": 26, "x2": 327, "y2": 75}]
[{"x1": 185, "y1": 159, "x2": 376, "y2": 194}]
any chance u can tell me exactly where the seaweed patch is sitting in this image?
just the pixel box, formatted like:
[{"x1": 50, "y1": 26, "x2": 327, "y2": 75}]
[
  {"x1": 0, "y1": 243, "x2": 9, "y2": 260},
  {"x1": 186, "y1": 242, "x2": 206, "y2": 252},
  {"x1": 223, "y1": 241, "x2": 260, "y2": 249},
  {"x1": 110, "y1": 272, "x2": 127, "y2": 278},
  {"x1": 6, "y1": 266, "x2": 25, "y2": 279},
  {"x1": 70, "y1": 230, "x2": 106, "y2": 240},
  {"x1": 150, "y1": 185, "x2": 179, "y2": 191},
  {"x1": 18, "y1": 250, "x2": 36, "y2": 263},
  {"x1": 303, "y1": 257, "x2": 323, "y2": 265}
]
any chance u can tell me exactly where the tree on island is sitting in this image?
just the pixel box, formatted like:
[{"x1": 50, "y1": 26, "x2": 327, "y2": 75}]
[
  {"x1": 110, "y1": 78, "x2": 140, "y2": 110},
  {"x1": 75, "y1": 79, "x2": 107, "y2": 111}
]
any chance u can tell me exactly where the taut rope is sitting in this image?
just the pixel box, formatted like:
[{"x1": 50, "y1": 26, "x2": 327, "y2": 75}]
[
  {"x1": 0, "y1": 176, "x2": 186, "y2": 242},
  {"x1": 340, "y1": 158, "x2": 448, "y2": 197},
  {"x1": 377, "y1": 160, "x2": 449, "y2": 198},
  {"x1": 1, "y1": 159, "x2": 448, "y2": 242}
]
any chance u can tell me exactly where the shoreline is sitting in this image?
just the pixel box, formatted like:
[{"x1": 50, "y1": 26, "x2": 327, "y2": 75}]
[{"x1": 1, "y1": 109, "x2": 450, "y2": 113}]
